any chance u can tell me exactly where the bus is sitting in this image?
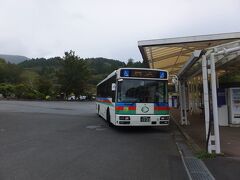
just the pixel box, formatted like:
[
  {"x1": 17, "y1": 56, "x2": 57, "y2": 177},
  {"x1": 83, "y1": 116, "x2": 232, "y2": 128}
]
[{"x1": 96, "y1": 68, "x2": 170, "y2": 126}]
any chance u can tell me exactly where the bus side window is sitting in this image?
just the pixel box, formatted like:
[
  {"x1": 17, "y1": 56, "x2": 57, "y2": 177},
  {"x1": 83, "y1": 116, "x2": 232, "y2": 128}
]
[
  {"x1": 112, "y1": 88, "x2": 115, "y2": 102},
  {"x1": 110, "y1": 77, "x2": 116, "y2": 102}
]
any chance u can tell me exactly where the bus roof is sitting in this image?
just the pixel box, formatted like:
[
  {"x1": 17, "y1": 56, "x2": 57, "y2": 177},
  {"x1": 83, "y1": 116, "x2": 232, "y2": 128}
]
[
  {"x1": 97, "y1": 70, "x2": 117, "y2": 86},
  {"x1": 96, "y1": 68, "x2": 168, "y2": 86}
]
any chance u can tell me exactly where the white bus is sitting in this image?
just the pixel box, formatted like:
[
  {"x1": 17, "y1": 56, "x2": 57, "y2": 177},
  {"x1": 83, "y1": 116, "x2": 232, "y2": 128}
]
[{"x1": 96, "y1": 68, "x2": 170, "y2": 126}]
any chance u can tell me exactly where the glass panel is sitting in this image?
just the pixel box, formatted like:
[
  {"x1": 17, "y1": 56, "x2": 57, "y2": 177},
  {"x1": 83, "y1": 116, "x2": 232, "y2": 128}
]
[{"x1": 117, "y1": 79, "x2": 167, "y2": 103}]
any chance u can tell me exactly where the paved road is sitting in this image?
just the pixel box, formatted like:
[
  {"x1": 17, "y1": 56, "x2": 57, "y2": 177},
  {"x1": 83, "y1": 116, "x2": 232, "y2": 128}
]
[{"x1": 0, "y1": 100, "x2": 188, "y2": 180}]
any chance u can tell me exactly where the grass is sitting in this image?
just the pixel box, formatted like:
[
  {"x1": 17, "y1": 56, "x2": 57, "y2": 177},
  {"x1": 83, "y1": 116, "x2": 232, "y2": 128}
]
[{"x1": 196, "y1": 151, "x2": 217, "y2": 160}]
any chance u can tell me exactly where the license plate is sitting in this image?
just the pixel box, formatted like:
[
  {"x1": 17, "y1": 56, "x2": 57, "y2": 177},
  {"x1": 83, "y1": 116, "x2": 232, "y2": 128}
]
[{"x1": 140, "y1": 117, "x2": 150, "y2": 122}]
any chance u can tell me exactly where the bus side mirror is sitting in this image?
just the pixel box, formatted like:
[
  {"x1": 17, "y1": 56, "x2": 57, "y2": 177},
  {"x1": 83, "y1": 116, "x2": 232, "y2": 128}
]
[{"x1": 112, "y1": 83, "x2": 116, "y2": 91}]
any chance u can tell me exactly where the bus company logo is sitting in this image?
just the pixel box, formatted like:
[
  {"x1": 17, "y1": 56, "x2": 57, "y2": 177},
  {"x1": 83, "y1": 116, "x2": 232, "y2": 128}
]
[{"x1": 141, "y1": 106, "x2": 149, "y2": 113}]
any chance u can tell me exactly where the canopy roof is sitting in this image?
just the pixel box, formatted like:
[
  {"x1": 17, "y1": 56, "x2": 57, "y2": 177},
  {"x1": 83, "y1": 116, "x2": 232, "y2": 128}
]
[{"x1": 138, "y1": 32, "x2": 240, "y2": 75}]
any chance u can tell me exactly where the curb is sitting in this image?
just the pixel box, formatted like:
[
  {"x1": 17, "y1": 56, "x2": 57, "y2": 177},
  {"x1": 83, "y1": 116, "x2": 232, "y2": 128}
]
[
  {"x1": 173, "y1": 117, "x2": 216, "y2": 180},
  {"x1": 171, "y1": 117, "x2": 202, "y2": 153},
  {"x1": 176, "y1": 142, "x2": 193, "y2": 180}
]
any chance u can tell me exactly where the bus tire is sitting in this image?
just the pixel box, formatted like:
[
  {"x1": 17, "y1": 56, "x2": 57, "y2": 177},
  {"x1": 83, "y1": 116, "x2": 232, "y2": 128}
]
[
  {"x1": 98, "y1": 105, "x2": 100, "y2": 116},
  {"x1": 106, "y1": 109, "x2": 113, "y2": 127}
]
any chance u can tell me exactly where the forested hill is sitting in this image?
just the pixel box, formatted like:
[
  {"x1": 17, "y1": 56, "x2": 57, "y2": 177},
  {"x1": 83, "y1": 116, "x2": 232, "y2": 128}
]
[
  {"x1": 85, "y1": 57, "x2": 126, "y2": 85},
  {"x1": 19, "y1": 57, "x2": 146, "y2": 73},
  {"x1": 18, "y1": 57, "x2": 63, "y2": 71},
  {"x1": 0, "y1": 54, "x2": 29, "y2": 64},
  {"x1": 86, "y1": 57, "x2": 125, "y2": 75},
  {"x1": 18, "y1": 56, "x2": 146, "y2": 86},
  {"x1": 0, "y1": 51, "x2": 147, "y2": 100},
  {"x1": 19, "y1": 57, "x2": 126, "y2": 73}
]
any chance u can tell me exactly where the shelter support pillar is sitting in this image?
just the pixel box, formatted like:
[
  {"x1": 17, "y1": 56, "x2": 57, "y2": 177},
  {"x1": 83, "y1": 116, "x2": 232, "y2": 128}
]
[
  {"x1": 202, "y1": 54, "x2": 221, "y2": 154},
  {"x1": 210, "y1": 53, "x2": 221, "y2": 154},
  {"x1": 179, "y1": 81, "x2": 183, "y2": 123},
  {"x1": 194, "y1": 78, "x2": 200, "y2": 113},
  {"x1": 202, "y1": 55, "x2": 212, "y2": 153},
  {"x1": 179, "y1": 81, "x2": 189, "y2": 125}
]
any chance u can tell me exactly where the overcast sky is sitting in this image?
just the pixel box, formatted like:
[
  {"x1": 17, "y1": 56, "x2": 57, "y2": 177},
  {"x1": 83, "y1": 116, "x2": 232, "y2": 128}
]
[{"x1": 0, "y1": 0, "x2": 239, "y2": 62}]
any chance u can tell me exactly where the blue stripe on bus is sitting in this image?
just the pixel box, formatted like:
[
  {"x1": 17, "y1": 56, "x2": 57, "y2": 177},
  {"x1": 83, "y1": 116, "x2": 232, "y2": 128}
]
[
  {"x1": 154, "y1": 102, "x2": 168, "y2": 106},
  {"x1": 96, "y1": 97, "x2": 110, "y2": 100},
  {"x1": 115, "y1": 102, "x2": 136, "y2": 107},
  {"x1": 116, "y1": 102, "x2": 168, "y2": 106}
]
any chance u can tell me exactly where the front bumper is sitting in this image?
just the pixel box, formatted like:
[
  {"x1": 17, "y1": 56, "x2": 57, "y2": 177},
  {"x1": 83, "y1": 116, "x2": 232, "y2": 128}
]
[{"x1": 115, "y1": 114, "x2": 170, "y2": 126}]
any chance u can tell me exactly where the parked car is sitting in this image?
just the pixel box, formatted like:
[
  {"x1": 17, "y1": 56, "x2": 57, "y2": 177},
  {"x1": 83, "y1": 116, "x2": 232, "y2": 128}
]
[
  {"x1": 80, "y1": 95, "x2": 86, "y2": 100},
  {"x1": 68, "y1": 95, "x2": 76, "y2": 101}
]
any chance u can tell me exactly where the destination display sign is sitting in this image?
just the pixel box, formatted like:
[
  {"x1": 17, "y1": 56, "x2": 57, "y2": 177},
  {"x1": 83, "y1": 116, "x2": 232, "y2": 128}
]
[{"x1": 120, "y1": 69, "x2": 168, "y2": 79}]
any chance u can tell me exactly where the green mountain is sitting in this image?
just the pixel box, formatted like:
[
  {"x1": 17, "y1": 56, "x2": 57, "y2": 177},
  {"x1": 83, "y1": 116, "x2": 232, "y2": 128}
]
[
  {"x1": 86, "y1": 57, "x2": 125, "y2": 74},
  {"x1": 18, "y1": 56, "x2": 146, "y2": 86},
  {"x1": 19, "y1": 57, "x2": 125, "y2": 72},
  {"x1": 86, "y1": 57, "x2": 126, "y2": 85},
  {"x1": 19, "y1": 57, "x2": 126, "y2": 84},
  {"x1": 19, "y1": 57, "x2": 62, "y2": 71},
  {"x1": 0, "y1": 54, "x2": 29, "y2": 64},
  {"x1": 0, "y1": 52, "x2": 146, "y2": 99}
]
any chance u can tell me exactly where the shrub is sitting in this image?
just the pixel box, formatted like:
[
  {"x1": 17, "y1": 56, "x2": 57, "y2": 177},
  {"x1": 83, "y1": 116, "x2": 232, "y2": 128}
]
[{"x1": 0, "y1": 83, "x2": 15, "y2": 98}]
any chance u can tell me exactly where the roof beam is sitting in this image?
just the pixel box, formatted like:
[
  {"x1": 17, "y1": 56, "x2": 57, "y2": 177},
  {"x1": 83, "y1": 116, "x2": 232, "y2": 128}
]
[
  {"x1": 151, "y1": 49, "x2": 193, "y2": 62},
  {"x1": 178, "y1": 50, "x2": 202, "y2": 79},
  {"x1": 138, "y1": 32, "x2": 240, "y2": 47},
  {"x1": 155, "y1": 61, "x2": 186, "y2": 69},
  {"x1": 170, "y1": 48, "x2": 184, "y2": 72}
]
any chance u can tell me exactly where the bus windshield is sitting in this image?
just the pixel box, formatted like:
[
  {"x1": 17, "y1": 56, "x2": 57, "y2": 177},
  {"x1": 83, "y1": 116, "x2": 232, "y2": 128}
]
[{"x1": 117, "y1": 79, "x2": 167, "y2": 103}]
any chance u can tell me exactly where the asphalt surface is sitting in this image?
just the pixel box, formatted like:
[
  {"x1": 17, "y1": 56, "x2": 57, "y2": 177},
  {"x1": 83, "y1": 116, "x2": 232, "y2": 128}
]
[
  {"x1": 0, "y1": 100, "x2": 188, "y2": 180},
  {"x1": 204, "y1": 157, "x2": 240, "y2": 180}
]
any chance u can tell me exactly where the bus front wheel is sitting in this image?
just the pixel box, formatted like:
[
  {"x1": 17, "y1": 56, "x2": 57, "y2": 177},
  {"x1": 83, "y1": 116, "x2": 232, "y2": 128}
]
[
  {"x1": 106, "y1": 109, "x2": 113, "y2": 127},
  {"x1": 98, "y1": 105, "x2": 100, "y2": 116}
]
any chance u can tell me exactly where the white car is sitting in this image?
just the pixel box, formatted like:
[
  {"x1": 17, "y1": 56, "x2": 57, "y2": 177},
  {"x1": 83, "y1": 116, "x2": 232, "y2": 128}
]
[
  {"x1": 80, "y1": 96, "x2": 86, "y2": 100},
  {"x1": 68, "y1": 95, "x2": 75, "y2": 101}
]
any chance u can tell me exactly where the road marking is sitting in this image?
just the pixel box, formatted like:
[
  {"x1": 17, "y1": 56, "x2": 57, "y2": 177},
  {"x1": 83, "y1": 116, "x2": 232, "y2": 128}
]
[{"x1": 86, "y1": 125, "x2": 106, "y2": 131}]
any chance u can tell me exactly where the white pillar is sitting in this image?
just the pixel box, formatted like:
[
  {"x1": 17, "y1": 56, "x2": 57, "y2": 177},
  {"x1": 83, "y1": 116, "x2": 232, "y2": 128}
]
[
  {"x1": 182, "y1": 82, "x2": 188, "y2": 125},
  {"x1": 210, "y1": 53, "x2": 221, "y2": 154},
  {"x1": 179, "y1": 81, "x2": 188, "y2": 125},
  {"x1": 202, "y1": 55, "x2": 211, "y2": 153},
  {"x1": 179, "y1": 81, "x2": 184, "y2": 124}
]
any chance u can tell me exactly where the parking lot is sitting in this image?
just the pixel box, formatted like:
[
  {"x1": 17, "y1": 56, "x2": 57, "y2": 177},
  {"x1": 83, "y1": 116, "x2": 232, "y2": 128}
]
[{"x1": 0, "y1": 101, "x2": 187, "y2": 180}]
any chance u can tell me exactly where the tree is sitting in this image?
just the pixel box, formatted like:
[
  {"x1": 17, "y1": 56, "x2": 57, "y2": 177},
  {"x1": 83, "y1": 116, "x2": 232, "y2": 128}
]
[
  {"x1": 126, "y1": 58, "x2": 147, "y2": 68},
  {"x1": 58, "y1": 50, "x2": 90, "y2": 98},
  {"x1": 38, "y1": 77, "x2": 52, "y2": 96},
  {"x1": 0, "y1": 59, "x2": 22, "y2": 84},
  {"x1": 0, "y1": 83, "x2": 15, "y2": 98},
  {"x1": 20, "y1": 70, "x2": 39, "y2": 90},
  {"x1": 126, "y1": 58, "x2": 134, "y2": 67},
  {"x1": 14, "y1": 83, "x2": 43, "y2": 99}
]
